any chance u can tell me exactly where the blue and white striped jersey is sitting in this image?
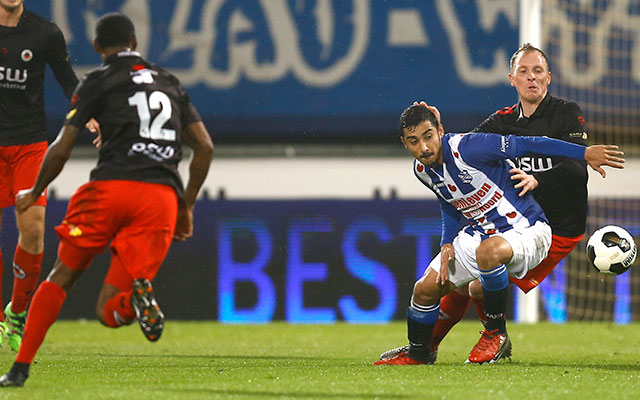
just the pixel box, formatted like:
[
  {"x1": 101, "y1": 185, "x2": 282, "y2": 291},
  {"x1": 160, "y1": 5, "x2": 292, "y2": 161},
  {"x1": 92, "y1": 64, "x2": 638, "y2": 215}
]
[{"x1": 413, "y1": 132, "x2": 585, "y2": 244}]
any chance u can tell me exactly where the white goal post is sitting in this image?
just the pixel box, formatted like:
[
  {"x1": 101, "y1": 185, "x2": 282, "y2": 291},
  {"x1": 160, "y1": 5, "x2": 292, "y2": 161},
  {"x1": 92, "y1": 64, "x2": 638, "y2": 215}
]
[{"x1": 516, "y1": 0, "x2": 543, "y2": 324}]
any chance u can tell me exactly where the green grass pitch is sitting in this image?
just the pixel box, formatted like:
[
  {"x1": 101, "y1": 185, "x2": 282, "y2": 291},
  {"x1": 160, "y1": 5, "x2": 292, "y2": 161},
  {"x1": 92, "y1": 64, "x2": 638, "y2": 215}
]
[{"x1": 0, "y1": 321, "x2": 638, "y2": 399}]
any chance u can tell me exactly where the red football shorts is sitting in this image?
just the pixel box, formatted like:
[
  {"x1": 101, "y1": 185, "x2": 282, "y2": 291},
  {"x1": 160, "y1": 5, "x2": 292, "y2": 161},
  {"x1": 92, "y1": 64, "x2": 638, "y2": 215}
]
[
  {"x1": 56, "y1": 180, "x2": 178, "y2": 292},
  {"x1": 0, "y1": 141, "x2": 48, "y2": 208},
  {"x1": 510, "y1": 233, "x2": 584, "y2": 293}
]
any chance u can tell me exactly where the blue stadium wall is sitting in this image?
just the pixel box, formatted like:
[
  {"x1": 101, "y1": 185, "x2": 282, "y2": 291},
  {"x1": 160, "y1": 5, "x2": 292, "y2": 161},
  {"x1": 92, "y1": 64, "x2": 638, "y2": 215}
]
[{"x1": 32, "y1": 0, "x2": 519, "y2": 142}]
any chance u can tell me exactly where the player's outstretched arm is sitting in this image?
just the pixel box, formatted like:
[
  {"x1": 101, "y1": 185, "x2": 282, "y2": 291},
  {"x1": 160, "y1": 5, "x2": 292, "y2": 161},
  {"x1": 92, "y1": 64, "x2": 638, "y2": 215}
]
[
  {"x1": 174, "y1": 121, "x2": 214, "y2": 241},
  {"x1": 15, "y1": 125, "x2": 80, "y2": 212},
  {"x1": 584, "y1": 145, "x2": 625, "y2": 178}
]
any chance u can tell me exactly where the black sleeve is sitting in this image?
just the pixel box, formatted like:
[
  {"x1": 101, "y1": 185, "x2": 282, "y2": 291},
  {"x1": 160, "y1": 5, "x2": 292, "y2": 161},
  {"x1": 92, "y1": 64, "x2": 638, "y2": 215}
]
[
  {"x1": 532, "y1": 103, "x2": 588, "y2": 190},
  {"x1": 178, "y1": 84, "x2": 202, "y2": 127},
  {"x1": 472, "y1": 113, "x2": 503, "y2": 134},
  {"x1": 46, "y1": 24, "x2": 79, "y2": 99},
  {"x1": 64, "y1": 74, "x2": 101, "y2": 128}
]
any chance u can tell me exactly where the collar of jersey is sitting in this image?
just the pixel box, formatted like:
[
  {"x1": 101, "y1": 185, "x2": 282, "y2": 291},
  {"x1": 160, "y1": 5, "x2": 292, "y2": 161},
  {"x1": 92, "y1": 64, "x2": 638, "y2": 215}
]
[
  {"x1": 517, "y1": 92, "x2": 551, "y2": 121},
  {"x1": 104, "y1": 50, "x2": 142, "y2": 64}
]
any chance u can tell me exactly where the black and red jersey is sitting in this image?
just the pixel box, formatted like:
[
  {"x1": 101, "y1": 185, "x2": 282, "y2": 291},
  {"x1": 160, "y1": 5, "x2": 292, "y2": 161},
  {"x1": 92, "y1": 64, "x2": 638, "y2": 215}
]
[
  {"x1": 0, "y1": 9, "x2": 78, "y2": 146},
  {"x1": 472, "y1": 94, "x2": 588, "y2": 237},
  {"x1": 64, "y1": 51, "x2": 202, "y2": 198}
]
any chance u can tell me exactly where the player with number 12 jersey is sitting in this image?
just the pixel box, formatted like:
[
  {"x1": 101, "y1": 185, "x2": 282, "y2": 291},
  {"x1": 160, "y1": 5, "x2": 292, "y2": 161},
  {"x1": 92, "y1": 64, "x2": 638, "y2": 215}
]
[
  {"x1": 0, "y1": 13, "x2": 213, "y2": 387},
  {"x1": 66, "y1": 49, "x2": 201, "y2": 197}
]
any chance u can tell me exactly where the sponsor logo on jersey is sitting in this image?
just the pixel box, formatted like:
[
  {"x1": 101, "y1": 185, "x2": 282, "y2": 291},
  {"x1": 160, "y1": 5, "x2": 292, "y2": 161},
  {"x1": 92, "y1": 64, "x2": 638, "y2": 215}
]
[
  {"x1": 21, "y1": 49, "x2": 33, "y2": 62},
  {"x1": 500, "y1": 135, "x2": 510, "y2": 153},
  {"x1": 451, "y1": 182, "x2": 493, "y2": 210},
  {"x1": 0, "y1": 66, "x2": 28, "y2": 83},
  {"x1": 517, "y1": 156, "x2": 553, "y2": 172},
  {"x1": 450, "y1": 182, "x2": 504, "y2": 219},
  {"x1": 569, "y1": 131, "x2": 588, "y2": 140},
  {"x1": 130, "y1": 65, "x2": 157, "y2": 84},
  {"x1": 458, "y1": 169, "x2": 472, "y2": 184}
]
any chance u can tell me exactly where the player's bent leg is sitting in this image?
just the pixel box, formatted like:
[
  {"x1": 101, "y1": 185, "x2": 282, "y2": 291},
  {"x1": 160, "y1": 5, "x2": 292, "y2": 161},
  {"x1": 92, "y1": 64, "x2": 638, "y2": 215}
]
[
  {"x1": 97, "y1": 283, "x2": 136, "y2": 328},
  {"x1": 0, "y1": 259, "x2": 80, "y2": 388},
  {"x1": 375, "y1": 268, "x2": 452, "y2": 366},
  {"x1": 468, "y1": 280, "x2": 487, "y2": 325},
  {"x1": 467, "y1": 237, "x2": 512, "y2": 364},
  {"x1": 428, "y1": 285, "x2": 472, "y2": 354}
]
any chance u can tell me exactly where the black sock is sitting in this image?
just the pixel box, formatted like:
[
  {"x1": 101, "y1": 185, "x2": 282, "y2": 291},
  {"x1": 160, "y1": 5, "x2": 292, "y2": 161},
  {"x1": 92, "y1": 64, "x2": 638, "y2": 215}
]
[
  {"x1": 483, "y1": 287, "x2": 507, "y2": 334},
  {"x1": 404, "y1": 302, "x2": 440, "y2": 361}
]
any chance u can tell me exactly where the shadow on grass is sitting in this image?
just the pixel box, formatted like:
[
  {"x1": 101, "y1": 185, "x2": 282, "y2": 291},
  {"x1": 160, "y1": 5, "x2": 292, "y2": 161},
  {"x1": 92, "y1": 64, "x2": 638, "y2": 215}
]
[
  {"x1": 93, "y1": 353, "x2": 359, "y2": 362},
  {"x1": 433, "y1": 360, "x2": 640, "y2": 372}
]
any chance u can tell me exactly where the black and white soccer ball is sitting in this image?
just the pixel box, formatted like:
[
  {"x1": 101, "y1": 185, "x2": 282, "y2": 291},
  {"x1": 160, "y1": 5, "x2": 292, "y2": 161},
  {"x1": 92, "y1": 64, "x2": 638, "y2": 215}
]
[{"x1": 586, "y1": 225, "x2": 637, "y2": 275}]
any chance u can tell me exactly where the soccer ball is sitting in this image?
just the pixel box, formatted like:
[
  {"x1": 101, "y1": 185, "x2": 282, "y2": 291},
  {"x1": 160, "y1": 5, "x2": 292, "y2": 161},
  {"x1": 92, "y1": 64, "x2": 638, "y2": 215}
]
[{"x1": 586, "y1": 225, "x2": 637, "y2": 275}]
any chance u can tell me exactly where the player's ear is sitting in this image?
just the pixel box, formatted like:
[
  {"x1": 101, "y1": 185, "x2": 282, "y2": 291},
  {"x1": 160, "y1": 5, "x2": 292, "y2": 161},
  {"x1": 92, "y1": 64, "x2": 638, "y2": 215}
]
[
  {"x1": 438, "y1": 123, "x2": 445, "y2": 138},
  {"x1": 92, "y1": 39, "x2": 102, "y2": 55},
  {"x1": 400, "y1": 136, "x2": 407, "y2": 148},
  {"x1": 130, "y1": 34, "x2": 138, "y2": 51},
  {"x1": 508, "y1": 73, "x2": 515, "y2": 87}
]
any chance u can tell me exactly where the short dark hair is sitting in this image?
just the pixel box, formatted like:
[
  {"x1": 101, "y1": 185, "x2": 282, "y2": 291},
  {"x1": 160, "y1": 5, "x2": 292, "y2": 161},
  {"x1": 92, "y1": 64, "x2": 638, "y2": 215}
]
[
  {"x1": 95, "y1": 13, "x2": 135, "y2": 48},
  {"x1": 510, "y1": 43, "x2": 550, "y2": 72},
  {"x1": 399, "y1": 104, "x2": 439, "y2": 135}
]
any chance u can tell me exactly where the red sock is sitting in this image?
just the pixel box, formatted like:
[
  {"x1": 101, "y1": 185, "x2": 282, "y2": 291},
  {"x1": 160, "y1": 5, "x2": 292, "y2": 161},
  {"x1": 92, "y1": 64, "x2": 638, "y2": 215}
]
[
  {"x1": 430, "y1": 291, "x2": 471, "y2": 350},
  {"x1": 472, "y1": 296, "x2": 488, "y2": 324},
  {"x1": 103, "y1": 291, "x2": 135, "y2": 327},
  {"x1": 11, "y1": 245, "x2": 43, "y2": 314},
  {"x1": 16, "y1": 281, "x2": 66, "y2": 364}
]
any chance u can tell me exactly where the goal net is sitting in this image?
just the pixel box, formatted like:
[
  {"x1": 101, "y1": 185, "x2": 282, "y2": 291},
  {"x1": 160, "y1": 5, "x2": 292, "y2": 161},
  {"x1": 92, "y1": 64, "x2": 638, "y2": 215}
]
[{"x1": 539, "y1": 0, "x2": 640, "y2": 322}]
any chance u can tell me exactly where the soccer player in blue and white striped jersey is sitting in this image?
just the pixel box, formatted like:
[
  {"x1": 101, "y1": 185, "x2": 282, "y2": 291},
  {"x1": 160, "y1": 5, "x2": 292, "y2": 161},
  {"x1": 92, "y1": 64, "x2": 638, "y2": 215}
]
[{"x1": 374, "y1": 104, "x2": 623, "y2": 365}]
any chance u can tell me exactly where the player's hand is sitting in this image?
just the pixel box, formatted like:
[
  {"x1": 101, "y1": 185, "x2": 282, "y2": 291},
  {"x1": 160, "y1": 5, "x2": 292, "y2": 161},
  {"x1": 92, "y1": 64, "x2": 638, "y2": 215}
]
[
  {"x1": 584, "y1": 145, "x2": 625, "y2": 178},
  {"x1": 85, "y1": 118, "x2": 102, "y2": 148},
  {"x1": 510, "y1": 167, "x2": 538, "y2": 197},
  {"x1": 173, "y1": 203, "x2": 194, "y2": 241},
  {"x1": 413, "y1": 101, "x2": 441, "y2": 124},
  {"x1": 15, "y1": 188, "x2": 39, "y2": 213},
  {"x1": 438, "y1": 243, "x2": 454, "y2": 286}
]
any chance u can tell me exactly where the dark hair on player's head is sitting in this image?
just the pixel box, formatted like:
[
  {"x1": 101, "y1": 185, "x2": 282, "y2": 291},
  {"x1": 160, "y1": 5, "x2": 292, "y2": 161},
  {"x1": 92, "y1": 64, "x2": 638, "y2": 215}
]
[
  {"x1": 510, "y1": 42, "x2": 550, "y2": 72},
  {"x1": 399, "y1": 105, "x2": 439, "y2": 135},
  {"x1": 95, "y1": 13, "x2": 135, "y2": 48}
]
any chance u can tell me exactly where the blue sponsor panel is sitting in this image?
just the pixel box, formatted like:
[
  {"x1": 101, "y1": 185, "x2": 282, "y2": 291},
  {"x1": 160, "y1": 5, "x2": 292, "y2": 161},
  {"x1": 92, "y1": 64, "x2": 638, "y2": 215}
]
[
  {"x1": 2, "y1": 198, "x2": 639, "y2": 323},
  {"x1": 34, "y1": 0, "x2": 519, "y2": 141}
]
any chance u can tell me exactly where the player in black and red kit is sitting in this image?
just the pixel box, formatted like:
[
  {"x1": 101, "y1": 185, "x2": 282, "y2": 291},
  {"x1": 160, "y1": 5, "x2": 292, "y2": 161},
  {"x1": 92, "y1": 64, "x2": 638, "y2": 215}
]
[
  {"x1": 429, "y1": 43, "x2": 589, "y2": 360},
  {"x1": 0, "y1": 0, "x2": 80, "y2": 352},
  {"x1": 0, "y1": 13, "x2": 214, "y2": 387},
  {"x1": 379, "y1": 43, "x2": 591, "y2": 363}
]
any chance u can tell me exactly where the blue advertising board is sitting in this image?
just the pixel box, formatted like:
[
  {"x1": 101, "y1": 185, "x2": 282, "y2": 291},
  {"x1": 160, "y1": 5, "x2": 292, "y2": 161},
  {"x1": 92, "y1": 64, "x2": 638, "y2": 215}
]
[
  {"x1": 31, "y1": 0, "x2": 519, "y2": 141},
  {"x1": 2, "y1": 198, "x2": 638, "y2": 323}
]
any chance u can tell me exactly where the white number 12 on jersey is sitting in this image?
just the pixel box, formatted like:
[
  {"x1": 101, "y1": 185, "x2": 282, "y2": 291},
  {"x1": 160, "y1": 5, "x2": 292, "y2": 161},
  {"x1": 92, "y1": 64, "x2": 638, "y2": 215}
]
[{"x1": 128, "y1": 91, "x2": 176, "y2": 141}]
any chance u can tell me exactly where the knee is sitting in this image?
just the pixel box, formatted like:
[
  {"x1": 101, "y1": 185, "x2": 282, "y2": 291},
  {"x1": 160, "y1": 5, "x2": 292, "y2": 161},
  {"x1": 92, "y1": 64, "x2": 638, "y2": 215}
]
[
  {"x1": 469, "y1": 279, "x2": 483, "y2": 299},
  {"x1": 19, "y1": 223, "x2": 45, "y2": 246},
  {"x1": 412, "y1": 279, "x2": 440, "y2": 306},
  {"x1": 476, "y1": 240, "x2": 511, "y2": 270}
]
